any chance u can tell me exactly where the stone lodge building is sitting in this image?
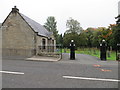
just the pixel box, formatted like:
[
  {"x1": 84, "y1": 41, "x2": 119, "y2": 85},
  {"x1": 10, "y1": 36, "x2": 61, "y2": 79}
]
[{"x1": 1, "y1": 6, "x2": 56, "y2": 57}]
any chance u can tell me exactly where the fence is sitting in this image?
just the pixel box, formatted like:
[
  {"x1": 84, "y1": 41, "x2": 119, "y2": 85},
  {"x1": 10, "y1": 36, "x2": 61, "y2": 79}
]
[{"x1": 38, "y1": 44, "x2": 62, "y2": 58}]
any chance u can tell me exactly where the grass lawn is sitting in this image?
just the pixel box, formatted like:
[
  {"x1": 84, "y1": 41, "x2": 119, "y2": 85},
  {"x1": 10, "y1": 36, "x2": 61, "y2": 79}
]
[{"x1": 62, "y1": 48, "x2": 116, "y2": 61}]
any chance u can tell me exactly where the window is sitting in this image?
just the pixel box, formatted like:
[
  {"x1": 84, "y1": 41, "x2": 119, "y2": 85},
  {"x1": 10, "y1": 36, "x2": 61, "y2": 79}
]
[{"x1": 42, "y1": 39, "x2": 46, "y2": 49}]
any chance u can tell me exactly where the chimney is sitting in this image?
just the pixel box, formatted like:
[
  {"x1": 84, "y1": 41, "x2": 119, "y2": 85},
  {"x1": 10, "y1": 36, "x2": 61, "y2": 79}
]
[{"x1": 12, "y1": 6, "x2": 19, "y2": 13}]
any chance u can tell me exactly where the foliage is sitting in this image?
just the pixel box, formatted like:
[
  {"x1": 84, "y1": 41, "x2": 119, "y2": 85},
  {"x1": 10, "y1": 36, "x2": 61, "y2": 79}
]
[
  {"x1": 44, "y1": 16, "x2": 58, "y2": 40},
  {"x1": 43, "y1": 16, "x2": 119, "y2": 51},
  {"x1": 84, "y1": 28, "x2": 95, "y2": 47},
  {"x1": 112, "y1": 24, "x2": 120, "y2": 44},
  {"x1": 57, "y1": 34, "x2": 63, "y2": 45},
  {"x1": 63, "y1": 17, "x2": 84, "y2": 48},
  {"x1": 66, "y1": 17, "x2": 83, "y2": 34},
  {"x1": 79, "y1": 32, "x2": 87, "y2": 47},
  {"x1": 63, "y1": 33, "x2": 79, "y2": 47},
  {"x1": 107, "y1": 24, "x2": 120, "y2": 49}
]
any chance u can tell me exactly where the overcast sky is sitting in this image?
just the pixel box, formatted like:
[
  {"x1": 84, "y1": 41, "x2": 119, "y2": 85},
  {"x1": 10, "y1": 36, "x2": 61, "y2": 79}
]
[{"x1": 0, "y1": 0, "x2": 119, "y2": 34}]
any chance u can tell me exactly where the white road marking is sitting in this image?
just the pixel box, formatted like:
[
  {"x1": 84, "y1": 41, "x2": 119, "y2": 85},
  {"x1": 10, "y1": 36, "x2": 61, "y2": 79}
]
[
  {"x1": 0, "y1": 71, "x2": 24, "y2": 75},
  {"x1": 63, "y1": 76, "x2": 120, "y2": 82}
]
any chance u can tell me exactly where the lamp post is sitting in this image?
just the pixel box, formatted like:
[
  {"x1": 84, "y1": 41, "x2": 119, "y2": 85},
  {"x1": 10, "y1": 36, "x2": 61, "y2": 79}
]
[
  {"x1": 100, "y1": 39, "x2": 107, "y2": 61},
  {"x1": 70, "y1": 40, "x2": 75, "y2": 60}
]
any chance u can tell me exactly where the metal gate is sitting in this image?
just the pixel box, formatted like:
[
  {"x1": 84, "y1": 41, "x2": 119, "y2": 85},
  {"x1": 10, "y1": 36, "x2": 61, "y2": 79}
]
[{"x1": 38, "y1": 44, "x2": 62, "y2": 59}]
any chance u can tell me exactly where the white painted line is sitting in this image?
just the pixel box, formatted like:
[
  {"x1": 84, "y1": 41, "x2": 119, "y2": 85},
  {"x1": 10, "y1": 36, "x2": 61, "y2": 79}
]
[
  {"x1": 0, "y1": 71, "x2": 24, "y2": 75},
  {"x1": 63, "y1": 76, "x2": 120, "y2": 82}
]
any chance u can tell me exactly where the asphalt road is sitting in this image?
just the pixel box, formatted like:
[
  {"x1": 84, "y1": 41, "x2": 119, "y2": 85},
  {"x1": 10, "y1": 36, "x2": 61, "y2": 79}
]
[{"x1": 1, "y1": 54, "x2": 119, "y2": 88}]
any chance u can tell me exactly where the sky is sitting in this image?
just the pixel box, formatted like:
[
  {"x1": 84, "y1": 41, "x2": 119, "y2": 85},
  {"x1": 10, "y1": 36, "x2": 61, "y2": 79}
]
[{"x1": 0, "y1": 0, "x2": 119, "y2": 34}]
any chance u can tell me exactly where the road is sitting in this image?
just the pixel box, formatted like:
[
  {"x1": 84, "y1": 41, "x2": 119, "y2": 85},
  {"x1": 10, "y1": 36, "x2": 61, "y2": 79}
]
[{"x1": 1, "y1": 54, "x2": 119, "y2": 88}]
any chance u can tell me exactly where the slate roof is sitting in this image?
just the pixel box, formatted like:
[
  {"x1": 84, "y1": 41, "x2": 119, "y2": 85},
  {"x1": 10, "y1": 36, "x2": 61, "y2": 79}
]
[{"x1": 20, "y1": 13, "x2": 52, "y2": 38}]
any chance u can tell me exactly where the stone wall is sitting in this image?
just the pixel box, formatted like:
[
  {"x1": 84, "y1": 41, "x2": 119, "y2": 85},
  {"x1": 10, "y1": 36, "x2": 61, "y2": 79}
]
[{"x1": 2, "y1": 12, "x2": 36, "y2": 57}]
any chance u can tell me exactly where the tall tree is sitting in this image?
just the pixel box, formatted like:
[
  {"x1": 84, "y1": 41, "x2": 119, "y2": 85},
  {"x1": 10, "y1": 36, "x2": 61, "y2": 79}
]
[
  {"x1": 63, "y1": 18, "x2": 83, "y2": 48},
  {"x1": 58, "y1": 34, "x2": 63, "y2": 45},
  {"x1": 66, "y1": 17, "x2": 83, "y2": 34},
  {"x1": 44, "y1": 16, "x2": 58, "y2": 40}
]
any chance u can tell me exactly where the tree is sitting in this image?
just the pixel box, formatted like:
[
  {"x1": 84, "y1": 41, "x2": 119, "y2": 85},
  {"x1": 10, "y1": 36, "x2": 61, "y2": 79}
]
[
  {"x1": 63, "y1": 33, "x2": 79, "y2": 48},
  {"x1": 79, "y1": 32, "x2": 87, "y2": 47},
  {"x1": 63, "y1": 18, "x2": 83, "y2": 48},
  {"x1": 92, "y1": 33, "x2": 100, "y2": 47},
  {"x1": 85, "y1": 28, "x2": 95, "y2": 47},
  {"x1": 66, "y1": 17, "x2": 83, "y2": 34},
  {"x1": 44, "y1": 16, "x2": 58, "y2": 40},
  {"x1": 112, "y1": 25, "x2": 120, "y2": 47},
  {"x1": 57, "y1": 34, "x2": 63, "y2": 45}
]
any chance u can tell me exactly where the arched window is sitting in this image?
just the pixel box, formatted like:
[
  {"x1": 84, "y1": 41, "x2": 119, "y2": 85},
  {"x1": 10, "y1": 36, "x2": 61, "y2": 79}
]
[
  {"x1": 42, "y1": 39, "x2": 46, "y2": 49},
  {"x1": 52, "y1": 40, "x2": 54, "y2": 46},
  {"x1": 52, "y1": 40, "x2": 54, "y2": 52}
]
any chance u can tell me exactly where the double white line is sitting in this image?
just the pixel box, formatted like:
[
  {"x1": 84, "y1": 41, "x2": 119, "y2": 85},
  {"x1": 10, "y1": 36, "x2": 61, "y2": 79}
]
[
  {"x1": 0, "y1": 71, "x2": 24, "y2": 75},
  {"x1": 63, "y1": 76, "x2": 120, "y2": 82}
]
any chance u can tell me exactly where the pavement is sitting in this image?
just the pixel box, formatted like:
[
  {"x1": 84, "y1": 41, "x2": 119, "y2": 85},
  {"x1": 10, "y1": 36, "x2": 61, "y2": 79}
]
[
  {"x1": 26, "y1": 55, "x2": 61, "y2": 62},
  {"x1": 2, "y1": 55, "x2": 61, "y2": 62}
]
